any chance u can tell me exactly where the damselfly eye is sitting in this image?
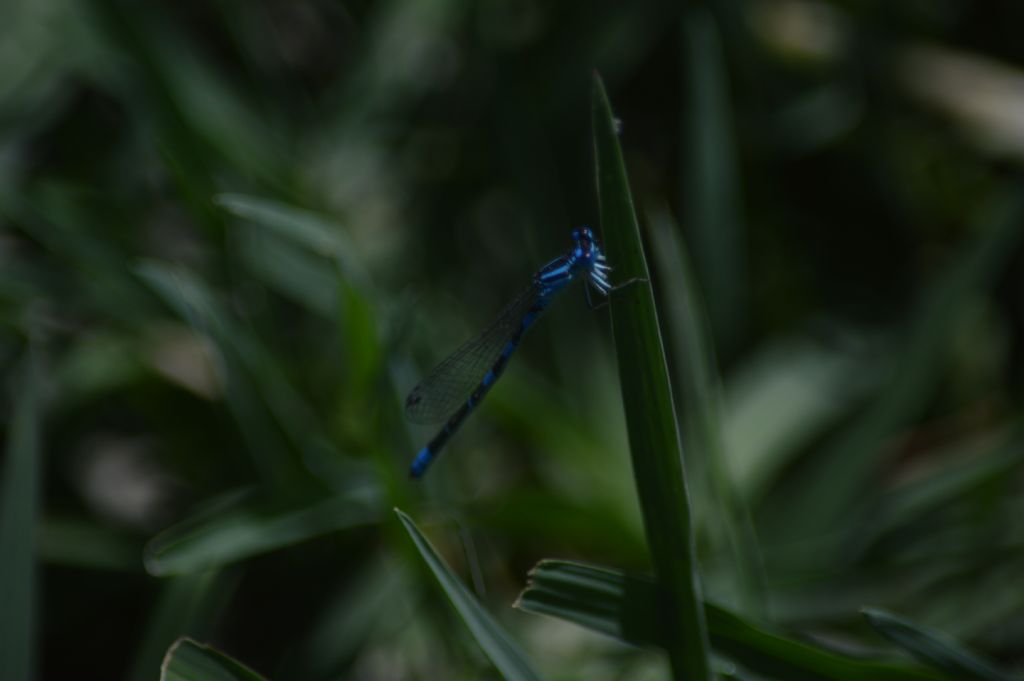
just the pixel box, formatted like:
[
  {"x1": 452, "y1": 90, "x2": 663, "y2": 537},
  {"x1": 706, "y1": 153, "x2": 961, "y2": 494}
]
[
  {"x1": 574, "y1": 247, "x2": 583, "y2": 258},
  {"x1": 571, "y1": 229, "x2": 580, "y2": 240}
]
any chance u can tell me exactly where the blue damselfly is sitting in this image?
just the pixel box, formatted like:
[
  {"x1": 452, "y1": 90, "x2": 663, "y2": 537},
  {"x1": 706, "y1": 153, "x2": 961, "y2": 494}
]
[{"x1": 405, "y1": 226, "x2": 612, "y2": 477}]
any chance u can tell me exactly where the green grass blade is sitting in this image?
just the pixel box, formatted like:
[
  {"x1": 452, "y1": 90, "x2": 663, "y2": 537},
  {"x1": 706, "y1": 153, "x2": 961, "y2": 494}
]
[
  {"x1": 682, "y1": 7, "x2": 746, "y2": 354},
  {"x1": 776, "y1": 190, "x2": 1024, "y2": 539},
  {"x1": 396, "y1": 509, "x2": 545, "y2": 681},
  {"x1": 215, "y1": 195, "x2": 347, "y2": 256},
  {"x1": 129, "y1": 571, "x2": 236, "y2": 681},
  {"x1": 145, "y1": 488, "x2": 378, "y2": 576},
  {"x1": 516, "y1": 560, "x2": 948, "y2": 681},
  {"x1": 722, "y1": 337, "x2": 884, "y2": 501},
  {"x1": 647, "y1": 203, "x2": 765, "y2": 614},
  {"x1": 862, "y1": 422, "x2": 1024, "y2": 555},
  {"x1": 863, "y1": 609, "x2": 1015, "y2": 681},
  {"x1": 292, "y1": 558, "x2": 410, "y2": 680},
  {"x1": 10, "y1": 186, "x2": 155, "y2": 326},
  {"x1": 214, "y1": 195, "x2": 389, "y2": 415},
  {"x1": 593, "y1": 73, "x2": 712, "y2": 681},
  {"x1": 235, "y1": 229, "x2": 339, "y2": 318},
  {"x1": 38, "y1": 517, "x2": 142, "y2": 572},
  {"x1": 88, "y1": 2, "x2": 285, "y2": 226},
  {"x1": 136, "y1": 261, "x2": 319, "y2": 490},
  {"x1": 160, "y1": 638, "x2": 267, "y2": 681},
  {"x1": 0, "y1": 351, "x2": 42, "y2": 681},
  {"x1": 216, "y1": 195, "x2": 392, "y2": 452},
  {"x1": 214, "y1": 194, "x2": 370, "y2": 291}
]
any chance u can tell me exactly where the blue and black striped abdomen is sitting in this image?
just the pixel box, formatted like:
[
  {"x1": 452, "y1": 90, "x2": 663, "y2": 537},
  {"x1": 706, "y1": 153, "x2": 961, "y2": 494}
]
[{"x1": 408, "y1": 288, "x2": 557, "y2": 477}]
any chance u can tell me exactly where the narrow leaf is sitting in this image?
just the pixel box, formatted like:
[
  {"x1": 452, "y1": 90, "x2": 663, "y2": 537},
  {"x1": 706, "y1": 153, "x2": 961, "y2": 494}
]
[
  {"x1": 682, "y1": 7, "x2": 746, "y2": 353},
  {"x1": 129, "y1": 571, "x2": 236, "y2": 681},
  {"x1": 593, "y1": 73, "x2": 712, "y2": 681},
  {"x1": 293, "y1": 558, "x2": 410, "y2": 680},
  {"x1": 396, "y1": 509, "x2": 544, "y2": 681},
  {"x1": 0, "y1": 351, "x2": 42, "y2": 681},
  {"x1": 235, "y1": 228, "x2": 338, "y2": 317},
  {"x1": 863, "y1": 608, "x2": 1014, "y2": 681},
  {"x1": 722, "y1": 337, "x2": 884, "y2": 500},
  {"x1": 517, "y1": 560, "x2": 947, "y2": 681},
  {"x1": 215, "y1": 194, "x2": 346, "y2": 256},
  {"x1": 778, "y1": 190, "x2": 1024, "y2": 539},
  {"x1": 647, "y1": 203, "x2": 765, "y2": 614},
  {"x1": 146, "y1": 489, "x2": 378, "y2": 576},
  {"x1": 136, "y1": 261, "x2": 319, "y2": 490},
  {"x1": 214, "y1": 194, "x2": 369, "y2": 291},
  {"x1": 160, "y1": 637, "x2": 267, "y2": 681},
  {"x1": 38, "y1": 517, "x2": 142, "y2": 572}
]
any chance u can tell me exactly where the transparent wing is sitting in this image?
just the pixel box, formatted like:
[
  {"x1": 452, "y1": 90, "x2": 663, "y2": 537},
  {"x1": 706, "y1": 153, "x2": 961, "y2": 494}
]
[{"x1": 405, "y1": 283, "x2": 540, "y2": 424}]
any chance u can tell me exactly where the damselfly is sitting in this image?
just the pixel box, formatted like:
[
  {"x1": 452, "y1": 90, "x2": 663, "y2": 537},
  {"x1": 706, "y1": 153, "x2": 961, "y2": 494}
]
[{"x1": 405, "y1": 226, "x2": 612, "y2": 477}]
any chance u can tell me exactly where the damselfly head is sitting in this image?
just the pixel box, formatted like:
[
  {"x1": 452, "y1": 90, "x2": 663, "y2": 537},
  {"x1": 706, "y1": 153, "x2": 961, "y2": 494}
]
[
  {"x1": 571, "y1": 225, "x2": 596, "y2": 243},
  {"x1": 569, "y1": 225, "x2": 609, "y2": 295},
  {"x1": 573, "y1": 241, "x2": 595, "y2": 265}
]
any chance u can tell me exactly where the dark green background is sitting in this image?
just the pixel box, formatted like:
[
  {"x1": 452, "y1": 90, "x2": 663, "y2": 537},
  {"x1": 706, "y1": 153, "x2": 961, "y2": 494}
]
[{"x1": 2, "y1": 0, "x2": 1023, "y2": 679}]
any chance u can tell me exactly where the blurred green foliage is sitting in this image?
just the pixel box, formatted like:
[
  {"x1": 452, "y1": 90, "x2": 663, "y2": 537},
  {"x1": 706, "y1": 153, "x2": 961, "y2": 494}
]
[{"x1": 2, "y1": 0, "x2": 1024, "y2": 679}]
